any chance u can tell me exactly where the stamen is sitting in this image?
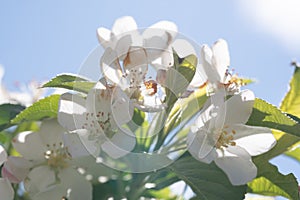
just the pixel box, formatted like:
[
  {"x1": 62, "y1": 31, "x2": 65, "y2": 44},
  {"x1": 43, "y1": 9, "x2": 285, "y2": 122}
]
[
  {"x1": 144, "y1": 80, "x2": 158, "y2": 96},
  {"x1": 44, "y1": 143, "x2": 71, "y2": 170},
  {"x1": 215, "y1": 127, "x2": 237, "y2": 150}
]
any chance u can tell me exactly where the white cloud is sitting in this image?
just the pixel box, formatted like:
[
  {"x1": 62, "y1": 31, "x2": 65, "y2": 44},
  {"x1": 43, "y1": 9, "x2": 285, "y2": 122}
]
[{"x1": 237, "y1": 0, "x2": 300, "y2": 53}]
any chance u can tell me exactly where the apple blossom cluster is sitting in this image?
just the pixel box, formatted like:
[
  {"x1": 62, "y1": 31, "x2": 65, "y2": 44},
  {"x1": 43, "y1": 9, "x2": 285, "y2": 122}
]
[
  {"x1": 187, "y1": 40, "x2": 276, "y2": 185},
  {"x1": 0, "y1": 16, "x2": 281, "y2": 200}
]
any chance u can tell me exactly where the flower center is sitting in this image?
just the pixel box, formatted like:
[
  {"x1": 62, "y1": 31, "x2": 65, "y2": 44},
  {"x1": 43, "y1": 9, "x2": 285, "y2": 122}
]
[
  {"x1": 44, "y1": 143, "x2": 71, "y2": 169},
  {"x1": 214, "y1": 127, "x2": 236, "y2": 149},
  {"x1": 124, "y1": 67, "x2": 147, "y2": 89},
  {"x1": 144, "y1": 80, "x2": 158, "y2": 96},
  {"x1": 221, "y1": 68, "x2": 243, "y2": 93},
  {"x1": 82, "y1": 111, "x2": 117, "y2": 139}
]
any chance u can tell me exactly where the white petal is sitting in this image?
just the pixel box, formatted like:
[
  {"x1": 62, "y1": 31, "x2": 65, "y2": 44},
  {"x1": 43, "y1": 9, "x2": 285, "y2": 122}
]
[
  {"x1": 24, "y1": 166, "x2": 56, "y2": 195},
  {"x1": 187, "y1": 130, "x2": 216, "y2": 163},
  {"x1": 124, "y1": 46, "x2": 148, "y2": 69},
  {"x1": 215, "y1": 157, "x2": 257, "y2": 185},
  {"x1": 201, "y1": 44, "x2": 219, "y2": 83},
  {"x1": 86, "y1": 83, "x2": 111, "y2": 115},
  {"x1": 218, "y1": 145, "x2": 251, "y2": 159},
  {"x1": 100, "y1": 47, "x2": 123, "y2": 85},
  {"x1": 12, "y1": 131, "x2": 46, "y2": 161},
  {"x1": 31, "y1": 186, "x2": 67, "y2": 200},
  {"x1": 172, "y1": 39, "x2": 196, "y2": 58},
  {"x1": 143, "y1": 22, "x2": 174, "y2": 62},
  {"x1": 156, "y1": 69, "x2": 167, "y2": 85},
  {"x1": 112, "y1": 87, "x2": 134, "y2": 125},
  {"x1": 151, "y1": 47, "x2": 174, "y2": 68},
  {"x1": 196, "y1": 91, "x2": 226, "y2": 128},
  {"x1": 39, "y1": 118, "x2": 64, "y2": 146},
  {"x1": 133, "y1": 99, "x2": 166, "y2": 112},
  {"x1": 0, "y1": 145, "x2": 7, "y2": 165},
  {"x1": 148, "y1": 20, "x2": 177, "y2": 40},
  {"x1": 223, "y1": 90, "x2": 255, "y2": 125},
  {"x1": 101, "y1": 129, "x2": 136, "y2": 159},
  {"x1": 189, "y1": 64, "x2": 207, "y2": 88},
  {"x1": 215, "y1": 146, "x2": 257, "y2": 185},
  {"x1": 211, "y1": 39, "x2": 230, "y2": 82},
  {"x1": 230, "y1": 125, "x2": 276, "y2": 156},
  {"x1": 114, "y1": 34, "x2": 133, "y2": 60},
  {"x1": 96, "y1": 27, "x2": 112, "y2": 48},
  {"x1": 2, "y1": 156, "x2": 31, "y2": 183},
  {"x1": 112, "y1": 16, "x2": 138, "y2": 36},
  {"x1": 0, "y1": 178, "x2": 14, "y2": 200},
  {"x1": 58, "y1": 93, "x2": 86, "y2": 131},
  {"x1": 58, "y1": 168, "x2": 92, "y2": 200},
  {"x1": 72, "y1": 130, "x2": 101, "y2": 158},
  {"x1": 63, "y1": 132, "x2": 91, "y2": 158}
]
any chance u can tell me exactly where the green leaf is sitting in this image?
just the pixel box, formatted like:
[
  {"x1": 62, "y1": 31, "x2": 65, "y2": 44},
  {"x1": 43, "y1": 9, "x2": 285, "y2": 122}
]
[
  {"x1": 247, "y1": 98, "x2": 300, "y2": 161},
  {"x1": 92, "y1": 180, "x2": 120, "y2": 199},
  {"x1": 280, "y1": 66, "x2": 300, "y2": 117},
  {"x1": 285, "y1": 147, "x2": 300, "y2": 162},
  {"x1": 247, "y1": 98, "x2": 300, "y2": 138},
  {"x1": 42, "y1": 74, "x2": 95, "y2": 93},
  {"x1": 168, "y1": 153, "x2": 247, "y2": 200},
  {"x1": 11, "y1": 95, "x2": 60, "y2": 124},
  {"x1": 248, "y1": 160, "x2": 299, "y2": 200},
  {"x1": 165, "y1": 53, "x2": 197, "y2": 110},
  {"x1": 146, "y1": 169, "x2": 179, "y2": 191},
  {"x1": 145, "y1": 188, "x2": 178, "y2": 200},
  {"x1": 165, "y1": 88, "x2": 208, "y2": 135},
  {"x1": 0, "y1": 104, "x2": 25, "y2": 131},
  {"x1": 279, "y1": 66, "x2": 300, "y2": 161}
]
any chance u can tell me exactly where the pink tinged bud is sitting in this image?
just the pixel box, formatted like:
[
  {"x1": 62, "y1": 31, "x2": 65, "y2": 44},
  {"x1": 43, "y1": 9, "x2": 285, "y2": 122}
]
[{"x1": 2, "y1": 156, "x2": 31, "y2": 183}]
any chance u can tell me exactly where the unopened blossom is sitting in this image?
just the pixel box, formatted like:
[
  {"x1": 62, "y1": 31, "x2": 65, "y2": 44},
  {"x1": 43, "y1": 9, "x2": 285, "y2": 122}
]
[
  {"x1": 0, "y1": 145, "x2": 14, "y2": 200},
  {"x1": 97, "y1": 16, "x2": 177, "y2": 68},
  {"x1": 97, "y1": 16, "x2": 180, "y2": 112},
  {"x1": 58, "y1": 81, "x2": 136, "y2": 159},
  {"x1": 188, "y1": 90, "x2": 276, "y2": 185},
  {"x1": 6, "y1": 119, "x2": 92, "y2": 200},
  {"x1": 200, "y1": 39, "x2": 244, "y2": 94}
]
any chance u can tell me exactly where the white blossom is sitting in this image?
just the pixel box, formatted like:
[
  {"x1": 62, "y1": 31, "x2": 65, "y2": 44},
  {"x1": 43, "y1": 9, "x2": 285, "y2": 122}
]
[
  {"x1": 200, "y1": 39, "x2": 243, "y2": 95},
  {"x1": 6, "y1": 119, "x2": 92, "y2": 200},
  {"x1": 188, "y1": 90, "x2": 276, "y2": 185},
  {"x1": 0, "y1": 145, "x2": 14, "y2": 200},
  {"x1": 58, "y1": 81, "x2": 136, "y2": 159}
]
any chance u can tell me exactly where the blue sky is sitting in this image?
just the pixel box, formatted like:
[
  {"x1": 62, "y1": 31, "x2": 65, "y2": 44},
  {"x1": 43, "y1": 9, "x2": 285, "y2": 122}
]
[{"x1": 1, "y1": 0, "x2": 299, "y2": 196}]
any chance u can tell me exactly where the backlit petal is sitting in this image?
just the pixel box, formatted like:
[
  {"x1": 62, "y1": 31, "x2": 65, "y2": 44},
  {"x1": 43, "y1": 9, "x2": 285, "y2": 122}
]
[
  {"x1": 0, "y1": 145, "x2": 7, "y2": 165},
  {"x1": 211, "y1": 39, "x2": 230, "y2": 82},
  {"x1": 2, "y1": 156, "x2": 31, "y2": 183},
  {"x1": 223, "y1": 90, "x2": 255, "y2": 125},
  {"x1": 201, "y1": 44, "x2": 219, "y2": 83},
  {"x1": 215, "y1": 146, "x2": 257, "y2": 185},
  {"x1": 101, "y1": 129, "x2": 136, "y2": 159},
  {"x1": 58, "y1": 168, "x2": 92, "y2": 200},
  {"x1": 112, "y1": 16, "x2": 138, "y2": 36},
  {"x1": 24, "y1": 165, "x2": 56, "y2": 195},
  {"x1": 39, "y1": 118, "x2": 64, "y2": 147},
  {"x1": 12, "y1": 131, "x2": 46, "y2": 161},
  {"x1": 187, "y1": 129, "x2": 216, "y2": 162},
  {"x1": 58, "y1": 93, "x2": 86, "y2": 131},
  {"x1": 230, "y1": 125, "x2": 276, "y2": 156},
  {"x1": 96, "y1": 27, "x2": 112, "y2": 48},
  {"x1": 100, "y1": 47, "x2": 123, "y2": 85},
  {"x1": 0, "y1": 178, "x2": 14, "y2": 200}
]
